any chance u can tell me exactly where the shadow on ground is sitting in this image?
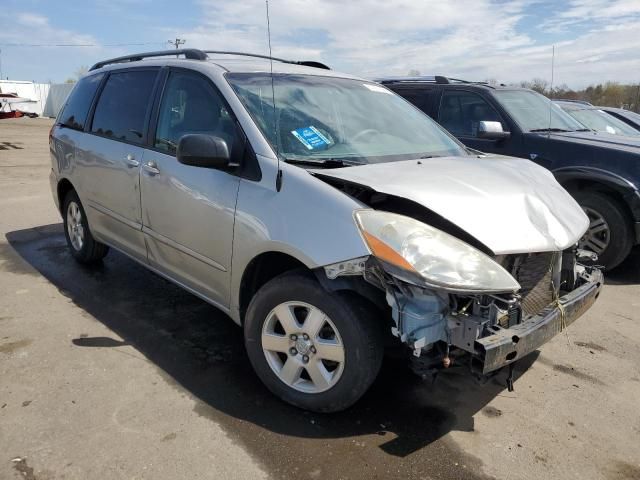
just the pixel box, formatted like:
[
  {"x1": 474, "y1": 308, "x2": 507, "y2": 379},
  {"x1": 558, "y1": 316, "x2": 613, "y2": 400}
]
[{"x1": 6, "y1": 224, "x2": 542, "y2": 480}]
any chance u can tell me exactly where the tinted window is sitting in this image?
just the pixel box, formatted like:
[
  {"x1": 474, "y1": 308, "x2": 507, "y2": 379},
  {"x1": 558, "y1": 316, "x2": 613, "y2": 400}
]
[
  {"x1": 396, "y1": 89, "x2": 432, "y2": 115},
  {"x1": 439, "y1": 91, "x2": 504, "y2": 137},
  {"x1": 154, "y1": 71, "x2": 237, "y2": 155},
  {"x1": 59, "y1": 73, "x2": 104, "y2": 130},
  {"x1": 91, "y1": 70, "x2": 158, "y2": 144}
]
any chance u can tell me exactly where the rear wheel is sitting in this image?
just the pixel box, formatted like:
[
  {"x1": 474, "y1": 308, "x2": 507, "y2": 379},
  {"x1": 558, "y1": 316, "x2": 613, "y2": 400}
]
[
  {"x1": 574, "y1": 191, "x2": 632, "y2": 270},
  {"x1": 244, "y1": 272, "x2": 383, "y2": 412},
  {"x1": 62, "y1": 190, "x2": 109, "y2": 264}
]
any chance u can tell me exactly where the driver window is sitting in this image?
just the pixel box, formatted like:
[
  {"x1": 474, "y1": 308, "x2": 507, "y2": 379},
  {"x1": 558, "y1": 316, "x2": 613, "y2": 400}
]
[
  {"x1": 439, "y1": 91, "x2": 503, "y2": 137},
  {"x1": 155, "y1": 71, "x2": 236, "y2": 155}
]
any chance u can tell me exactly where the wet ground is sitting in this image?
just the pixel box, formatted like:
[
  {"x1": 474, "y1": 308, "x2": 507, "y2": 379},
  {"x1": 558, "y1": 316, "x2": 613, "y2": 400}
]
[{"x1": 2, "y1": 118, "x2": 640, "y2": 480}]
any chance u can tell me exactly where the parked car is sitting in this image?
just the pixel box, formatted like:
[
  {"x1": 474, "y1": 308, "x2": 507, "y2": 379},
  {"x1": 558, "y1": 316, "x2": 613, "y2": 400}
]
[
  {"x1": 555, "y1": 100, "x2": 640, "y2": 137},
  {"x1": 597, "y1": 106, "x2": 640, "y2": 132},
  {"x1": 50, "y1": 52, "x2": 602, "y2": 412},
  {"x1": 380, "y1": 76, "x2": 640, "y2": 269}
]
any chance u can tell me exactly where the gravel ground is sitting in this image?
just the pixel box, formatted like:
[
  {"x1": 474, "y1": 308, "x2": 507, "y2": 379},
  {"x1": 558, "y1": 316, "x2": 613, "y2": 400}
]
[{"x1": 1, "y1": 117, "x2": 639, "y2": 480}]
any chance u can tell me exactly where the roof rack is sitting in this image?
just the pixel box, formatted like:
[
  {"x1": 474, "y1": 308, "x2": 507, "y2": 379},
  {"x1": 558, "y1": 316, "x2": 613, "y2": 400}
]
[
  {"x1": 377, "y1": 75, "x2": 491, "y2": 86},
  {"x1": 204, "y1": 51, "x2": 330, "y2": 70},
  {"x1": 89, "y1": 49, "x2": 208, "y2": 71},
  {"x1": 89, "y1": 48, "x2": 330, "y2": 71}
]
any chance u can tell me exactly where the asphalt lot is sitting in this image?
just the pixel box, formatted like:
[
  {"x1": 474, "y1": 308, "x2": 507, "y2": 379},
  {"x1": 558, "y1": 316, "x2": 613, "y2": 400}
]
[{"x1": 1, "y1": 117, "x2": 639, "y2": 480}]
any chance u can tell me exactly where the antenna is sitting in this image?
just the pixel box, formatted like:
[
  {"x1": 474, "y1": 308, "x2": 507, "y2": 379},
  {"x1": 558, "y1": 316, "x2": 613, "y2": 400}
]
[
  {"x1": 265, "y1": 0, "x2": 283, "y2": 192},
  {"x1": 548, "y1": 45, "x2": 555, "y2": 138}
]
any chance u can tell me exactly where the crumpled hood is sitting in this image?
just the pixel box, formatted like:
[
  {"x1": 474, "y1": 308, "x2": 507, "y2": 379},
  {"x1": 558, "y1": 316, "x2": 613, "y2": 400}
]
[{"x1": 313, "y1": 155, "x2": 589, "y2": 255}]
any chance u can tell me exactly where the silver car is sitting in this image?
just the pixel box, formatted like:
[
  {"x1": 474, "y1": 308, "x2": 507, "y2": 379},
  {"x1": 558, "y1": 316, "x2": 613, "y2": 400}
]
[{"x1": 49, "y1": 49, "x2": 602, "y2": 412}]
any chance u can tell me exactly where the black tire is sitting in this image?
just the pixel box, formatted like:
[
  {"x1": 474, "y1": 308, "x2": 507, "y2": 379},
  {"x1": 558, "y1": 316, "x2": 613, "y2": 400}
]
[
  {"x1": 574, "y1": 191, "x2": 633, "y2": 270},
  {"x1": 62, "y1": 190, "x2": 109, "y2": 264},
  {"x1": 244, "y1": 272, "x2": 384, "y2": 412}
]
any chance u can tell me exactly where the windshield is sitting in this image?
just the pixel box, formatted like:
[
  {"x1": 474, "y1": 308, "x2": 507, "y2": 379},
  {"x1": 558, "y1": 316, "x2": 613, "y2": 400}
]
[
  {"x1": 226, "y1": 73, "x2": 467, "y2": 164},
  {"x1": 494, "y1": 90, "x2": 585, "y2": 132},
  {"x1": 566, "y1": 108, "x2": 640, "y2": 136}
]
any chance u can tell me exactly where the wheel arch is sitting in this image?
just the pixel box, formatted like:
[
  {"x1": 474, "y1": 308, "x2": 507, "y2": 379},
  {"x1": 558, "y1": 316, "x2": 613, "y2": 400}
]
[
  {"x1": 236, "y1": 250, "x2": 386, "y2": 325},
  {"x1": 237, "y1": 251, "x2": 309, "y2": 324},
  {"x1": 56, "y1": 177, "x2": 76, "y2": 214},
  {"x1": 554, "y1": 167, "x2": 640, "y2": 231}
]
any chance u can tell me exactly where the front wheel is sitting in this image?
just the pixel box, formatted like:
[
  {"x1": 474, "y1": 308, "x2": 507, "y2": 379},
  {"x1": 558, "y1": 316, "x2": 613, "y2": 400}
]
[
  {"x1": 574, "y1": 191, "x2": 633, "y2": 270},
  {"x1": 244, "y1": 272, "x2": 383, "y2": 412}
]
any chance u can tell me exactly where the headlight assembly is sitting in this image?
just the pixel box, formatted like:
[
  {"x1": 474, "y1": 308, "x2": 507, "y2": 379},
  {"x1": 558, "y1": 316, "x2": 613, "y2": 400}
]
[{"x1": 355, "y1": 210, "x2": 520, "y2": 293}]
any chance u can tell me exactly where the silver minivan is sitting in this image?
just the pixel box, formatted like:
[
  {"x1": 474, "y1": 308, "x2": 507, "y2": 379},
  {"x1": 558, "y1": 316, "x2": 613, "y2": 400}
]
[{"x1": 49, "y1": 49, "x2": 602, "y2": 412}]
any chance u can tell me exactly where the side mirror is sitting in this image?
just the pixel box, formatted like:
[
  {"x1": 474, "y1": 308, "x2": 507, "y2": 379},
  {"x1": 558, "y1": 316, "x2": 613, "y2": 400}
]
[
  {"x1": 176, "y1": 134, "x2": 232, "y2": 169},
  {"x1": 477, "y1": 121, "x2": 511, "y2": 140}
]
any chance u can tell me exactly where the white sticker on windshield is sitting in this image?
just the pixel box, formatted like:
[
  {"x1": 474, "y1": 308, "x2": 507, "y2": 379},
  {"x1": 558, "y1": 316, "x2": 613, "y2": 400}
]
[{"x1": 363, "y1": 83, "x2": 393, "y2": 94}]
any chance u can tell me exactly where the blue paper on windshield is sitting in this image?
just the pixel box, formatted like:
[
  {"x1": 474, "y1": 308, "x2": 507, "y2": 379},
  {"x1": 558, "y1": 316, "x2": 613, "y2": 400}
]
[{"x1": 291, "y1": 126, "x2": 331, "y2": 150}]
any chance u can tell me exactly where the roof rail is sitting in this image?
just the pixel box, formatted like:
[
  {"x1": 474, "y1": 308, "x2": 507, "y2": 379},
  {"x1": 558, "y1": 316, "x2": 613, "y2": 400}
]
[
  {"x1": 89, "y1": 49, "x2": 208, "y2": 71},
  {"x1": 89, "y1": 49, "x2": 330, "y2": 72},
  {"x1": 377, "y1": 75, "x2": 491, "y2": 86},
  {"x1": 204, "y1": 51, "x2": 330, "y2": 69},
  {"x1": 552, "y1": 99, "x2": 593, "y2": 106}
]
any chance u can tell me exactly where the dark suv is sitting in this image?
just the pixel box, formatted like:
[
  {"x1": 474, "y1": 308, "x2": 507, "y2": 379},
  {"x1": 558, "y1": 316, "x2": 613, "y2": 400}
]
[{"x1": 380, "y1": 76, "x2": 640, "y2": 270}]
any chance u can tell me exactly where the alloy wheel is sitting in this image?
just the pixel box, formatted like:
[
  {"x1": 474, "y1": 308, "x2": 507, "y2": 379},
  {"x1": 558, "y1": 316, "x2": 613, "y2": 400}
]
[
  {"x1": 66, "y1": 201, "x2": 85, "y2": 251},
  {"x1": 578, "y1": 206, "x2": 610, "y2": 256},
  {"x1": 261, "y1": 301, "x2": 345, "y2": 394}
]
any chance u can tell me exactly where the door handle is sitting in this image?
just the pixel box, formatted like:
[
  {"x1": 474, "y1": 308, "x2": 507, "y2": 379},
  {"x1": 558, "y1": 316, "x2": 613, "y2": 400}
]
[
  {"x1": 143, "y1": 160, "x2": 160, "y2": 175},
  {"x1": 124, "y1": 154, "x2": 139, "y2": 168}
]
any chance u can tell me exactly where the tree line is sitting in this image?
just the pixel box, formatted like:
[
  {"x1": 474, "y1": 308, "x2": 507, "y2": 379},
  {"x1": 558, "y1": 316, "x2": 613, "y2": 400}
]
[{"x1": 515, "y1": 79, "x2": 640, "y2": 112}]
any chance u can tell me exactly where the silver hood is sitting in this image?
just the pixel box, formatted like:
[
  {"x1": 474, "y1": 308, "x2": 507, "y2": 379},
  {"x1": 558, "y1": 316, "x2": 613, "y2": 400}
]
[{"x1": 314, "y1": 155, "x2": 589, "y2": 255}]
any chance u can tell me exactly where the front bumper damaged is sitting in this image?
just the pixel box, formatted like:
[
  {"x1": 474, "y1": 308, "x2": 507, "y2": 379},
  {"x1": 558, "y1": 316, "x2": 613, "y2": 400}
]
[{"x1": 476, "y1": 269, "x2": 603, "y2": 374}]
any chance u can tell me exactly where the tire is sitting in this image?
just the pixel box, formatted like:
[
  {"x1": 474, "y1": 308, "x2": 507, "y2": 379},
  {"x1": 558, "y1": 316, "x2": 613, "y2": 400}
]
[
  {"x1": 244, "y1": 272, "x2": 384, "y2": 412},
  {"x1": 62, "y1": 190, "x2": 109, "y2": 264},
  {"x1": 574, "y1": 191, "x2": 633, "y2": 270}
]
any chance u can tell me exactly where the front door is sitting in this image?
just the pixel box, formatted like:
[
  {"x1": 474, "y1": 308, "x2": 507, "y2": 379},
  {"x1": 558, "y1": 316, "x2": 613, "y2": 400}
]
[
  {"x1": 140, "y1": 69, "x2": 240, "y2": 307},
  {"x1": 77, "y1": 69, "x2": 159, "y2": 259},
  {"x1": 438, "y1": 90, "x2": 510, "y2": 154}
]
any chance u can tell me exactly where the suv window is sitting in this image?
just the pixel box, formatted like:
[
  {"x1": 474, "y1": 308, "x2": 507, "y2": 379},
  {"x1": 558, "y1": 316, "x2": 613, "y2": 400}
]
[
  {"x1": 59, "y1": 73, "x2": 104, "y2": 130},
  {"x1": 154, "y1": 71, "x2": 236, "y2": 155},
  {"x1": 439, "y1": 91, "x2": 504, "y2": 137},
  {"x1": 91, "y1": 70, "x2": 158, "y2": 144},
  {"x1": 396, "y1": 88, "x2": 432, "y2": 114}
]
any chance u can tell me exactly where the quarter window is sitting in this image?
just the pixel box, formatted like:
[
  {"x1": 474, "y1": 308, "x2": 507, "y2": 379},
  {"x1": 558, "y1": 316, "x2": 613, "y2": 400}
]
[
  {"x1": 91, "y1": 70, "x2": 158, "y2": 145},
  {"x1": 59, "y1": 73, "x2": 104, "y2": 131},
  {"x1": 439, "y1": 91, "x2": 504, "y2": 137},
  {"x1": 154, "y1": 71, "x2": 237, "y2": 155}
]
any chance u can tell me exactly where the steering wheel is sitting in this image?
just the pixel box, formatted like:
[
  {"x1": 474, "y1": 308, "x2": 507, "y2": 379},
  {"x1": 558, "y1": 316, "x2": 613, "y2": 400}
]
[{"x1": 352, "y1": 128, "x2": 381, "y2": 143}]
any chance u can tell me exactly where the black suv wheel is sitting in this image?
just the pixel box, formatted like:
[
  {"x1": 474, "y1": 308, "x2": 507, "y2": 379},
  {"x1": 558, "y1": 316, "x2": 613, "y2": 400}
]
[{"x1": 575, "y1": 191, "x2": 633, "y2": 270}]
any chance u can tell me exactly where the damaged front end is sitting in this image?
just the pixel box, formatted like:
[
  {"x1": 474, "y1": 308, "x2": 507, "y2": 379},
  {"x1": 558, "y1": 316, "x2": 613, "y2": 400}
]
[
  {"x1": 365, "y1": 249, "x2": 601, "y2": 381},
  {"x1": 324, "y1": 210, "x2": 603, "y2": 388}
]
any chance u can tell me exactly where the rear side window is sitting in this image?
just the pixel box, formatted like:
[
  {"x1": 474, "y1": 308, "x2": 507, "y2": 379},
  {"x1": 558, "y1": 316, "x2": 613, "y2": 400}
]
[
  {"x1": 91, "y1": 70, "x2": 158, "y2": 145},
  {"x1": 397, "y1": 89, "x2": 432, "y2": 114},
  {"x1": 59, "y1": 74, "x2": 104, "y2": 130}
]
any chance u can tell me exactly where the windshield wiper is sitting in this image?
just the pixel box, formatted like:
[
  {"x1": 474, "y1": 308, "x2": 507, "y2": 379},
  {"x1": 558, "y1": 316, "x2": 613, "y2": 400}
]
[
  {"x1": 284, "y1": 157, "x2": 361, "y2": 168},
  {"x1": 529, "y1": 128, "x2": 572, "y2": 133}
]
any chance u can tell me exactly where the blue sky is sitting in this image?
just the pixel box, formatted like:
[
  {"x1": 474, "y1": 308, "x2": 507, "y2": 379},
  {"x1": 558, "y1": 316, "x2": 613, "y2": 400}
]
[{"x1": 1, "y1": 0, "x2": 639, "y2": 88}]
